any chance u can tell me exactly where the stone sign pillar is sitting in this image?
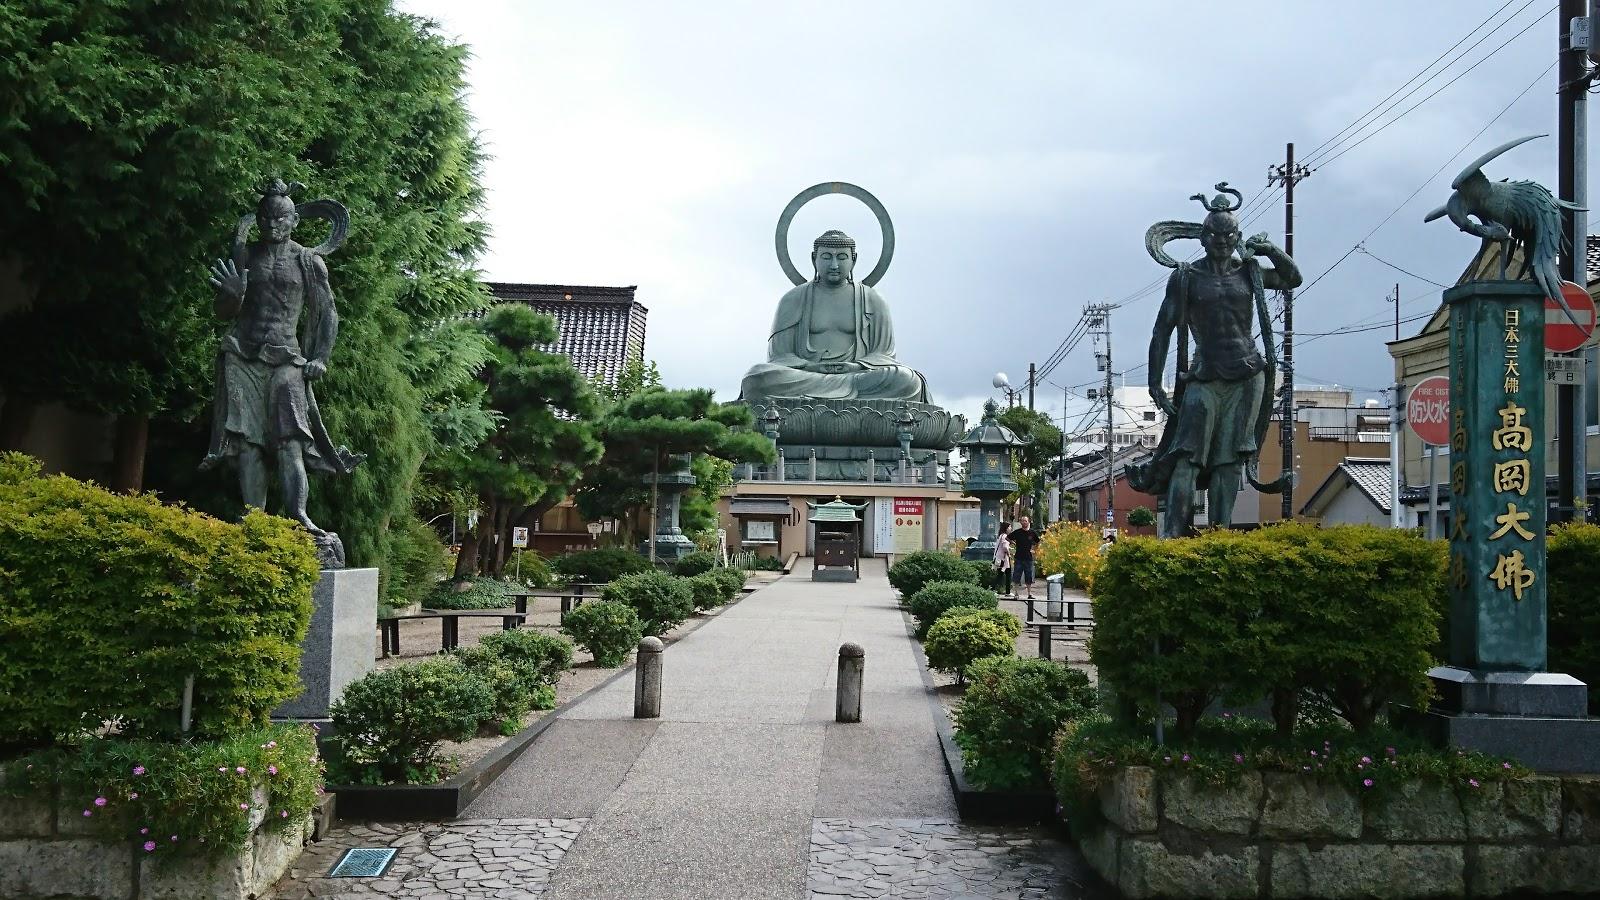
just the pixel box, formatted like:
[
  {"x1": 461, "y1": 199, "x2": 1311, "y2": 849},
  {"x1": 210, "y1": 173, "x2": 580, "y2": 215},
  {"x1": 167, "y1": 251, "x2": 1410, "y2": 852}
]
[{"x1": 275, "y1": 567, "x2": 377, "y2": 720}]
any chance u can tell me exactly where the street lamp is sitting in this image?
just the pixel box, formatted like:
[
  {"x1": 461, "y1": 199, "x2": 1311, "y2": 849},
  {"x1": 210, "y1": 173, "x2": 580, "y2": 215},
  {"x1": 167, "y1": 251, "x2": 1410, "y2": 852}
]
[{"x1": 992, "y1": 372, "x2": 1015, "y2": 408}]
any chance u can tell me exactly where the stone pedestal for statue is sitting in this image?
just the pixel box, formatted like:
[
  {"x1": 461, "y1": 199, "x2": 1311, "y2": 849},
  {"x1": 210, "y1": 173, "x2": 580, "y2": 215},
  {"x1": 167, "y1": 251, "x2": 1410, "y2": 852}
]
[
  {"x1": 1397, "y1": 280, "x2": 1600, "y2": 773},
  {"x1": 274, "y1": 567, "x2": 378, "y2": 720},
  {"x1": 746, "y1": 398, "x2": 963, "y2": 482}
]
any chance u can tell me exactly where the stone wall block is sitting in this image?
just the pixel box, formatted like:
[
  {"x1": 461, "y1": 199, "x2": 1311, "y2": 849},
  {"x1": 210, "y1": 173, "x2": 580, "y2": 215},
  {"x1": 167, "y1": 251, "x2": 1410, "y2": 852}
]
[
  {"x1": 1473, "y1": 844, "x2": 1600, "y2": 895},
  {"x1": 1099, "y1": 766, "x2": 1157, "y2": 834},
  {"x1": 1119, "y1": 837, "x2": 1258, "y2": 899},
  {"x1": 0, "y1": 838, "x2": 134, "y2": 900},
  {"x1": 1259, "y1": 773, "x2": 1360, "y2": 840},
  {"x1": 250, "y1": 817, "x2": 311, "y2": 895},
  {"x1": 1363, "y1": 779, "x2": 1466, "y2": 841},
  {"x1": 1161, "y1": 772, "x2": 1263, "y2": 836},
  {"x1": 0, "y1": 793, "x2": 54, "y2": 839},
  {"x1": 1271, "y1": 843, "x2": 1463, "y2": 899},
  {"x1": 140, "y1": 848, "x2": 251, "y2": 900},
  {"x1": 1463, "y1": 777, "x2": 1561, "y2": 840},
  {"x1": 1075, "y1": 823, "x2": 1120, "y2": 886},
  {"x1": 1561, "y1": 774, "x2": 1600, "y2": 842}
]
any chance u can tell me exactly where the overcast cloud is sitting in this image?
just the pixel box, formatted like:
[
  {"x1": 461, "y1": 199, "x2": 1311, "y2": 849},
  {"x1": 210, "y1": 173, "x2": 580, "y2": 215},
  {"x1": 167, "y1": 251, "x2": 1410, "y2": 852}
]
[{"x1": 396, "y1": 0, "x2": 1585, "y2": 432}]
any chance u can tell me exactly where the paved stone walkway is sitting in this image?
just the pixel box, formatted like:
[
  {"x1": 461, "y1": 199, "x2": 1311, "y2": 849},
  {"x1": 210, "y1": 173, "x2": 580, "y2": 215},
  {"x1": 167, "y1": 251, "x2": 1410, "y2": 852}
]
[{"x1": 270, "y1": 559, "x2": 1098, "y2": 899}]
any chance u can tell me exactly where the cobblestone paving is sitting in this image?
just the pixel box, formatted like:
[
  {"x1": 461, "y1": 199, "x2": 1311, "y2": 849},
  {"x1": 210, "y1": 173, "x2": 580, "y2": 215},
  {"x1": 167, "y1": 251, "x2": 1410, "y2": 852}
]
[
  {"x1": 806, "y1": 819, "x2": 1095, "y2": 899},
  {"x1": 266, "y1": 818, "x2": 586, "y2": 899}
]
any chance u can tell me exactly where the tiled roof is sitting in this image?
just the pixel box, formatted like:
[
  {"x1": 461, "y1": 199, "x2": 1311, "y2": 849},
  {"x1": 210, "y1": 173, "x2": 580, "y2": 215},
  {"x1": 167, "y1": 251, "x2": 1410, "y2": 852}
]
[
  {"x1": 1300, "y1": 457, "x2": 1391, "y2": 516},
  {"x1": 1058, "y1": 448, "x2": 1155, "y2": 492},
  {"x1": 1588, "y1": 234, "x2": 1600, "y2": 284},
  {"x1": 484, "y1": 283, "x2": 647, "y2": 389},
  {"x1": 729, "y1": 498, "x2": 795, "y2": 517}
]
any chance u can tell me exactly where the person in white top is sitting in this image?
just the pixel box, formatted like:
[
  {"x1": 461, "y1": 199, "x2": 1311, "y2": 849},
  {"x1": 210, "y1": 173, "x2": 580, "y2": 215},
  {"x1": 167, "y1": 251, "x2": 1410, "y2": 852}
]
[{"x1": 992, "y1": 521, "x2": 1012, "y2": 596}]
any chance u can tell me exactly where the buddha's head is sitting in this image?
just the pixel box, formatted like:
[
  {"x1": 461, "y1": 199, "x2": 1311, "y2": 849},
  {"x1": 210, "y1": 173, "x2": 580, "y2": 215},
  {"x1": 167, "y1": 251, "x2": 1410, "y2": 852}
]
[
  {"x1": 812, "y1": 230, "x2": 857, "y2": 285},
  {"x1": 1199, "y1": 209, "x2": 1240, "y2": 262},
  {"x1": 257, "y1": 179, "x2": 300, "y2": 244}
]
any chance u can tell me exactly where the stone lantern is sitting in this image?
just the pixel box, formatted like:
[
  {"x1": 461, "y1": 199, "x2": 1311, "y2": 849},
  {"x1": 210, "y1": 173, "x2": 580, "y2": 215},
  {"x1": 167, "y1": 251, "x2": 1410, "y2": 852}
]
[
  {"x1": 808, "y1": 496, "x2": 868, "y2": 582},
  {"x1": 957, "y1": 399, "x2": 1030, "y2": 562},
  {"x1": 641, "y1": 453, "x2": 698, "y2": 562},
  {"x1": 761, "y1": 407, "x2": 784, "y2": 481}
]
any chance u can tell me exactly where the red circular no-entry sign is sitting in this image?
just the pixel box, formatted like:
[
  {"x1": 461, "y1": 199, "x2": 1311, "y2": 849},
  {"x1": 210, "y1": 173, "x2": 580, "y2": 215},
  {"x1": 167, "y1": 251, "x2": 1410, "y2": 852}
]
[
  {"x1": 1406, "y1": 376, "x2": 1451, "y2": 447},
  {"x1": 1546, "y1": 281, "x2": 1597, "y2": 354}
]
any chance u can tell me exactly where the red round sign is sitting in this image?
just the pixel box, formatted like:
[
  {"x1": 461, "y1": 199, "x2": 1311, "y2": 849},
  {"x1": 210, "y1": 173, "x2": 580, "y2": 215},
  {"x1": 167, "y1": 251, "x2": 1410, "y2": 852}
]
[
  {"x1": 1406, "y1": 376, "x2": 1451, "y2": 447},
  {"x1": 1546, "y1": 280, "x2": 1597, "y2": 354}
]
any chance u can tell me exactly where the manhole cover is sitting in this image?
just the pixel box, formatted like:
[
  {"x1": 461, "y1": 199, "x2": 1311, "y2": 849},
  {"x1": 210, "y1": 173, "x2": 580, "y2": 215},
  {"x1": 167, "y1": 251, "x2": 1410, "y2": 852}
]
[{"x1": 328, "y1": 847, "x2": 398, "y2": 878}]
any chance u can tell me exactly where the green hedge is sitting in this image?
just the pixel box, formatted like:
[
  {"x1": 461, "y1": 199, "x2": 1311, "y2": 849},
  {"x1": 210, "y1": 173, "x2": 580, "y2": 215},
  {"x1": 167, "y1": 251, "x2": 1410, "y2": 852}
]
[
  {"x1": 551, "y1": 548, "x2": 650, "y2": 584},
  {"x1": 1090, "y1": 525, "x2": 1442, "y2": 738},
  {"x1": 561, "y1": 601, "x2": 645, "y2": 667},
  {"x1": 923, "y1": 609, "x2": 1019, "y2": 681},
  {"x1": 953, "y1": 656, "x2": 1096, "y2": 790},
  {"x1": 685, "y1": 572, "x2": 728, "y2": 611},
  {"x1": 888, "y1": 550, "x2": 978, "y2": 600},
  {"x1": 326, "y1": 658, "x2": 493, "y2": 785},
  {"x1": 425, "y1": 577, "x2": 511, "y2": 610},
  {"x1": 672, "y1": 551, "x2": 717, "y2": 577},
  {"x1": 602, "y1": 571, "x2": 694, "y2": 635},
  {"x1": 908, "y1": 581, "x2": 998, "y2": 639},
  {"x1": 1549, "y1": 523, "x2": 1600, "y2": 713},
  {"x1": 0, "y1": 454, "x2": 320, "y2": 752}
]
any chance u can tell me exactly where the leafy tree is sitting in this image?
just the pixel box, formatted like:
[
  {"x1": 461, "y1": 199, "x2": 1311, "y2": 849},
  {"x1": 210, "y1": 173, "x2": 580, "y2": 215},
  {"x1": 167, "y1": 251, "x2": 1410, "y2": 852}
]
[
  {"x1": 431, "y1": 304, "x2": 600, "y2": 580},
  {"x1": 996, "y1": 407, "x2": 1061, "y2": 519},
  {"x1": 0, "y1": 2, "x2": 493, "y2": 581},
  {"x1": 579, "y1": 388, "x2": 772, "y2": 561}
]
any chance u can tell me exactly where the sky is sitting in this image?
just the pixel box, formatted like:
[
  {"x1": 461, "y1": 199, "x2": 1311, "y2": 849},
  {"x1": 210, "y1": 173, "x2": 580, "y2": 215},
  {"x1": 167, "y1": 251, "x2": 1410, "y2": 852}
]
[{"x1": 396, "y1": 0, "x2": 1589, "y2": 434}]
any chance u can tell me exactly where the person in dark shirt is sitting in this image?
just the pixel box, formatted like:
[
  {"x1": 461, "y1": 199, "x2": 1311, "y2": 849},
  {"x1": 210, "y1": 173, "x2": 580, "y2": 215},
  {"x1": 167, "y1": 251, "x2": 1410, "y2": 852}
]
[{"x1": 1009, "y1": 515, "x2": 1040, "y2": 599}]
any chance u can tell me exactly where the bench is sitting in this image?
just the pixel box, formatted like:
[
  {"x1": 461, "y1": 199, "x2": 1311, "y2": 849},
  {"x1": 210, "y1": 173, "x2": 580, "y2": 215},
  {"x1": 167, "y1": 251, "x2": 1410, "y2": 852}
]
[
  {"x1": 1018, "y1": 596, "x2": 1093, "y2": 661},
  {"x1": 506, "y1": 581, "x2": 604, "y2": 617},
  {"x1": 378, "y1": 610, "x2": 528, "y2": 657}
]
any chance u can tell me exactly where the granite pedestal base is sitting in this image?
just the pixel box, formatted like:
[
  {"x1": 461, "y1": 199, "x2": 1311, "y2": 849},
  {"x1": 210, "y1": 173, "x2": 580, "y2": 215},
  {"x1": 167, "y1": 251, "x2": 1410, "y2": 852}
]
[
  {"x1": 274, "y1": 567, "x2": 378, "y2": 720},
  {"x1": 813, "y1": 567, "x2": 857, "y2": 582},
  {"x1": 639, "y1": 534, "x2": 696, "y2": 561},
  {"x1": 1397, "y1": 665, "x2": 1600, "y2": 774}
]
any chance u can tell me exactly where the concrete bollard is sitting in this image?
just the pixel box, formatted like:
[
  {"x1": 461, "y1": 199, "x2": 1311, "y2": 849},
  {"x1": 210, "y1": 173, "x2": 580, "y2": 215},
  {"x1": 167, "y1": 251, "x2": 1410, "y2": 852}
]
[
  {"x1": 634, "y1": 636, "x2": 663, "y2": 719},
  {"x1": 836, "y1": 642, "x2": 864, "y2": 723}
]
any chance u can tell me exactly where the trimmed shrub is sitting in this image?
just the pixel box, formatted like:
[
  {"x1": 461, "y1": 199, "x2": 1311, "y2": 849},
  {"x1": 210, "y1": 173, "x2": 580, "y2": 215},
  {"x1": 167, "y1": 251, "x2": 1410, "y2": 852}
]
[
  {"x1": 551, "y1": 547, "x2": 650, "y2": 584},
  {"x1": 0, "y1": 454, "x2": 319, "y2": 751},
  {"x1": 1036, "y1": 521, "x2": 1102, "y2": 590},
  {"x1": 710, "y1": 566, "x2": 747, "y2": 600},
  {"x1": 384, "y1": 512, "x2": 449, "y2": 607},
  {"x1": 942, "y1": 606, "x2": 1023, "y2": 639},
  {"x1": 908, "y1": 581, "x2": 998, "y2": 639},
  {"x1": 509, "y1": 549, "x2": 557, "y2": 589},
  {"x1": 672, "y1": 551, "x2": 717, "y2": 577},
  {"x1": 561, "y1": 601, "x2": 645, "y2": 667},
  {"x1": 961, "y1": 558, "x2": 994, "y2": 585},
  {"x1": 326, "y1": 658, "x2": 494, "y2": 785},
  {"x1": 1090, "y1": 525, "x2": 1442, "y2": 738},
  {"x1": 924, "y1": 610, "x2": 1017, "y2": 681},
  {"x1": 1549, "y1": 523, "x2": 1600, "y2": 713},
  {"x1": 1127, "y1": 506, "x2": 1156, "y2": 528},
  {"x1": 454, "y1": 646, "x2": 532, "y2": 726},
  {"x1": 602, "y1": 571, "x2": 695, "y2": 635},
  {"x1": 425, "y1": 576, "x2": 511, "y2": 610},
  {"x1": 476, "y1": 629, "x2": 572, "y2": 691},
  {"x1": 686, "y1": 572, "x2": 728, "y2": 611},
  {"x1": 887, "y1": 550, "x2": 977, "y2": 599},
  {"x1": 953, "y1": 656, "x2": 1096, "y2": 790}
]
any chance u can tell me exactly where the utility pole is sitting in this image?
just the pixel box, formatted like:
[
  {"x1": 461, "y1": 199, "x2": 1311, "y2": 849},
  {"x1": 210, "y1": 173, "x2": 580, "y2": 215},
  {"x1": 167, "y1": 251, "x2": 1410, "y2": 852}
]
[
  {"x1": 1559, "y1": 0, "x2": 1592, "y2": 522},
  {"x1": 1387, "y1": 283, "x2": 1401, "y2": 342},
  {"x1": 1087, "y1": 303, "x2": 1116, "y2": 528},
  {"x1": 1028, "y1": 362, "x2": 1036, "y2": 411},
  {"x1": 1268, "y1": 143, "x2": 1311, "y2": 520}
]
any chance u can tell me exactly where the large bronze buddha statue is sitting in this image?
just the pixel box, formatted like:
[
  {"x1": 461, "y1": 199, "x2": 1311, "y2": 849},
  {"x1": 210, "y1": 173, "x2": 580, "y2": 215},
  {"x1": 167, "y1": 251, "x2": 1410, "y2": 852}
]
[{"x1": 740, "y1": 229, "x2": 927, "y2": 403}]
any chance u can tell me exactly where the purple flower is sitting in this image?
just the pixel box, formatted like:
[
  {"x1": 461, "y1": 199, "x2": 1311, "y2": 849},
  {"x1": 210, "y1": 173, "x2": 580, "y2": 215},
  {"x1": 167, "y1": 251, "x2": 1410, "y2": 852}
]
[
  {"x1": 170, "y1": 835, "x2": 177, "y2": 842},
  {"x1": 1360, "y1": 756, "x2": 1372, "y2": 765},
  {"x1": 267, "y1": 741, "x2": 277, "y2": 748},
  {"x1": 235, "y1": 767, "x2": 246, "y2": 775},
  {"x1": 1181, "y1": 754, "x2": 1191, "y2": 762},
  {"x1": 1233, "y1": 754, "x2": 1244, "y2": 763},
  {"x1": 128, "y1": 792, "x2": 139, "y2": 800},
  {"x1": 132, "y1": 766, "x2": 145, "y2": 776},
  {"x1": 1386, "y1": 747, "x2": 1396, "y2": 757},
  {"x1": 1309, "y1": 750, "x2": 1318, "y2": 757},
  {"x1": 239, "y1": 803, "x2": 249, "y2": 810},
  {"x1": 93, "y1": 796, "x2": 106, "y2": 807},
  {"x1": 1469, "y1": 778, "x2": 1481, "y2": 788},
  {"x1": 267, "y1": 765, "x2": 278, "y2": 776},
  {"x1": 139, "y1": 827, "x2": 149, "y2": 835},
  {"x1": 1502, "y1": 762, "x2": 1512, "y2": 770},
  {"x1": 279, "y1": 810, "x2": 289, "y2": 818},
  {"x1": 1363, "y1": 778, "x2": 1373, "y2": 787},
  {"x1": 82, "y1": 809, "x2": 92, "y2": 817},
  {"x1": 143, "y1": 841, "x2": 156, "y2": 852}
]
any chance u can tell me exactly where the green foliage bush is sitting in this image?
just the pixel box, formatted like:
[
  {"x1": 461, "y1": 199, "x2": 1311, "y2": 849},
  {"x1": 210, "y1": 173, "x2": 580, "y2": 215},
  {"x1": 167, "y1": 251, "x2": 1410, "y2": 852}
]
[
  {"x1": 453, "y1": 647, "x2": 531, "y2": 726},
  {"x1": 924, "y1": 611, "x2": 1017, "y2": 682},
  {"x1": 509, "y1": 550, "x2": 557, "y2": 589},
  {"x1": 1549, "y1": 523, "x2": 1600, "y2": 713},
  {"x1": 888, "y1": 550, "x2": 978, "y2": 599},
  {"x1": 0, "y1": 455, "x2": 319, "y2": 752},
  {"x1": 961, "y1": 558, "x2": 995, "y2": 585},
  {"x1": 953, "y1": 656, "x2": 1096, "y2": 790},
  {"x1": 602, "y1": 571, "x2": 695, "y2": 635},
  {"x1": 2, "y1": 723, "x2": 321, "y2": 859},
  {"x1": 710, "y1": 567, "x2": 748, "y2": 599},
  {"x1": 1127, "y1": 506, "x2": 1156, "y2": 528},
  {"x1": 908, "y1": 581, "x2": 998, "y2": 639},
  {"x1": 561, "y1": 601, "x2": 645, "y2": 667},
  {"x1": 425, "y1": 577, "x2": 510, "y2": 610},
  {"x1": 384, "y1": 513, "x2": 449, "y2": 607},
  {"x1": 552, "y1": 548, "x2": 651, "y2": 584},
  {"x1": 326, "y1": 658, "x2": 493, "y2": 785},
  {"x1": 476, "y1": 629, "x2": 572, "y2": 692},
  {"x1": 1090, "y1": 525, "x2": 1443, "y2": 738},
  {"x1": 685, "y1": 572, "x2": 729, "y2": 611},
  {"x1": 673, "y1": 551, "x2": 717, "y2": 577}
]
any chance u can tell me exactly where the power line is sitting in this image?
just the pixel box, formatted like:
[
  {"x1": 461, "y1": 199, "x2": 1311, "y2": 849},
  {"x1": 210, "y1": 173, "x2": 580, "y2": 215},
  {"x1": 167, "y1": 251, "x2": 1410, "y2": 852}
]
[{"x1": 1356, "y1": 245, "x2": 1452, "y2": 287}]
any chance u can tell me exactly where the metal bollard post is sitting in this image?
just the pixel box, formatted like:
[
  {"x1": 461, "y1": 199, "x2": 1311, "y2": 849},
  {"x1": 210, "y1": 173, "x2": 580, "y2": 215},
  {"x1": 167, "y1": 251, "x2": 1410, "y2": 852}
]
[
  {"x1": 1038, "y1": 624, "x2": 1053, "y2": 660},
  {"x1": 836, "y1": 642, "x2": 864, "y2": 723},
  {"x1": 634, "y1": 636, "x2": 663, "y2": 719}
]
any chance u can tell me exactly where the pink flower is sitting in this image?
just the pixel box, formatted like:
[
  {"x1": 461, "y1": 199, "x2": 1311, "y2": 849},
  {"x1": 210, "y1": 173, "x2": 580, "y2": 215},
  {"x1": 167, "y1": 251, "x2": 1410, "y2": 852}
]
[
  {"x1": 311, "y1": 723, "x2": 320, "y2": 732},
  {"x1": 218, "y1": 767, "x2": 226, "y2": 773},
  {"x1": 170, "y1": 835, "x2": 177, "y2": 842},
  {"x1": 139, "y1": 828, "x2": 149, "y2": 835},
  {"x1": 1233, "y1": 754, "x2": 1243, "y2": 763},
  {"x1": 235, "y1": 767, "x2": 246, "y2": 775},
  {"x1": 132, "y1": 766, "x2": 145, "y2": 776},
  {"x1": 267, "y1": 766, "x2": 278, "y2": 776},
  {"x1": 1360, "y1": 756, "x2": 1372, "y2": 765},
  {"x1": 1363, "y1": 778, "x2": 1373, "y2": 787},
  {"x1": 1302, "y1": 765, "x2": 1312, "y2": 772},
  {"x1": 128, "y1": 792, "x2": 139, "y2": 800},
  {"x1": 1469, "y1": 778, "x2": 1481, "y2": 788},
  {"x1": 280, "y1": 810, "x2": 288, "y2": 818},
  {"x1": 1180, "y1": 754, "x2": 1191, "y2": 762},
  {"x1": 239, "y1": 803, "x2": 249, "y2": 810},
  {"x1": 1502, "y1": 762, "x2": 1512, "y2": 770},
  {"x1": 143, "y1": 841, "x2": 156, "y2": 852},
  {"x1": 1309, "y1": 750, "x2": 1318, "y2": 757},
  {"x1": 82, "y1": 810, "x2": 92, "y2": 817},
  {"x1": 267, "y1": 741, "x2": 277, "y2": 748},
  {"x1": 1386, "y1": 747, "x2": 1396, "y2": 757},
  {"x1": 93, "y1": 796, "x2": 106, "y2": 807}
]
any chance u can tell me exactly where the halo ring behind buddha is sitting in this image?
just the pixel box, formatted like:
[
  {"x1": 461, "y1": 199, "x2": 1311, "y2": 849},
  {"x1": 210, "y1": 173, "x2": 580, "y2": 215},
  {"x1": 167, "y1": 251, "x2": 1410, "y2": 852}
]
[{"x1": 774, "y1": 181, "x2": 895, "y2": 287}]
